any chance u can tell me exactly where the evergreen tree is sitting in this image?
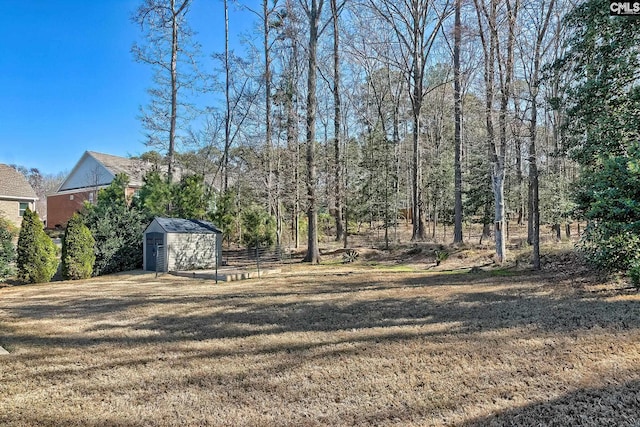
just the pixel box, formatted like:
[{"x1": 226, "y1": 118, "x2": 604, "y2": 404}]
[
  {"x1": 560, "y1": 0, "x2": 640, "y2": 273},
  {"x1": 84, "y1": 173, "x2": 148, "y2": 276},
  {"x1": 16, "y1": 208, "x2": 58, "y2": 283},
  {"x1": 241, "y1": 205, "x2": 276, "y2": 249},
  {"x1": 209, "y1": 190, "x2": 238, "y2": 245},
  {"x1": 173, "y1": 174, "x2": 208, "y2": 219},
  {"x1": 135, "y1": 170, "x2": 173, "y2": 217},
  {"x1": 61, "y1": 213, "x2": 95, "y2": 280}
]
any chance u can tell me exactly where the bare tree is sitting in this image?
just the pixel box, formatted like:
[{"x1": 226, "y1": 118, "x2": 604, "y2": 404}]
[
  {"x1": 223, "y1": 0, "x2": 232, "y2": 191},
  {"x1": 243, "y1": 0, "x2": 285, "y2": 249},
  {"x1": 132, "y1": 0, "x2": 198, "y2": 183},
  {"x1": 517, "y1": 0, "x2": 557, "y2": 269},
  {"x1": 271, "y1": 0, "x2": 304, "y2": 249},
  {"x1": 367, "y1": 0, "x2": 452, "y2": 241},
  {"x1": 473, "y1": 0, "x2": 519, "y2": 264}
]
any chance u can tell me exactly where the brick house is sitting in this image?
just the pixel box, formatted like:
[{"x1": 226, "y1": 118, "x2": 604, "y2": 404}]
[
  {"x1": 46, "y1": 151, "x2": 150, "y2": 229},
  {"x1": 0, "y1": 164, "x2": 38, "y2": 228}
]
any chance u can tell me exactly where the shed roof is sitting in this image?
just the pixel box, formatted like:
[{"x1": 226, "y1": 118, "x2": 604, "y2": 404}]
[
  {"x1": 153, "y1": 217, "x2": 222, "y2": 234},
  {"x1": 0, "y1": 164, "x2": 38, "y2": 200}
]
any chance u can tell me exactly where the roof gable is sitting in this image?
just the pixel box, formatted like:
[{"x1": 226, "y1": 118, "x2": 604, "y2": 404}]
[
  {"x1": 150, "y1": 217, "x2": 222, "y2": 234},
  {"x1": 58, "y1": 152, "x2": 114, "y2": 191},
  {"x1": 0, "y1": 164, "x2": 38, "y2": 200},
  {"x1": 58, "y1": 151, "x2": 150, "y2": 192}
]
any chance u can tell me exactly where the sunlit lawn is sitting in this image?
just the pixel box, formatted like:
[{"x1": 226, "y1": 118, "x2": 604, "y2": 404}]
[{"x1": 1, "y1": 264, "x2": 640, "y2": 426}]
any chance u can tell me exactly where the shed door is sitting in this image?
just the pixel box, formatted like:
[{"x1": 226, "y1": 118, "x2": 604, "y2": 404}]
[{"x1": 145, "y1": 232, "x2": 164, "y2": 271}]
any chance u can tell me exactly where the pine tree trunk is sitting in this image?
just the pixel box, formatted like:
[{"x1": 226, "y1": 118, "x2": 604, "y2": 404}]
[
  {"x1": 223, "y1": 0, "x2": 231, "y2": 192},
  {"x1": 529, "y1": 0, "x2": 555, "y2": 269},
  {"x1": 263, "y1": 0, "x2": 274, "y2": 216},
  {"x1": 453, "y1": 0, "x2": 464, "y2": 244},
  {"x1": 303, "y1": 0, "x2": 322, "y2": 264},
  {"x1": 168, "y1": 0, "x2": 184, "y2": 184},
  {"x1": 331, "y1": 0, "x2": 344, "y2": 241},
  {"x1": 493, "y1": 166, "x2": 506, "y2": 263}
]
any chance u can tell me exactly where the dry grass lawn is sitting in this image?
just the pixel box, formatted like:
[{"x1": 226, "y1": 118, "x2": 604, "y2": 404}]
[{"x1": 1, "y1": 258, "x2": 640, "y2": 426}]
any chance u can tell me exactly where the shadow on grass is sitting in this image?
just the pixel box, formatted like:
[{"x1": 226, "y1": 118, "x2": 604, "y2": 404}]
[
  {"x1": 2, "y1": 268, "x2": 639, "y2": 351},
  {"x1": 2, "y1": 268, "x2": 640, "y2": 426},
  {"x1": 461, "y1": 379, "x2": 640, "y2": 426}
]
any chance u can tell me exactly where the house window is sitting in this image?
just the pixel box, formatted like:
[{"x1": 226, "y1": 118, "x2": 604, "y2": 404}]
[
  {"x1": 19, "y1": 202, "x2": 29, "y2": 216},
  {"x1": 89, "y1": 192, "x2": 94, "y2": 204},
  {"x1": 70, "y1": 194, "x2": 74, "y2": 200}
]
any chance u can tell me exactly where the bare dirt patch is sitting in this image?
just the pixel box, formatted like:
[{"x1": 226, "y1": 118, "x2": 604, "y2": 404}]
[{"x1": 1, "y1": 262, "x2": 639, "y2": 426}]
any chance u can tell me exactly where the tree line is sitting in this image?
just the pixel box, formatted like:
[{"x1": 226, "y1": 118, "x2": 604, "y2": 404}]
[
  {"x1": 3, "y1": 0, "x2": 635, "y2": 282},
  {"x1": 131, "y1": 0, "x2": 596, "y2": 267}
]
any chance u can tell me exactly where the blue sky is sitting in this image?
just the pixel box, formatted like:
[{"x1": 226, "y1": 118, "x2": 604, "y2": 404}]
[{"x1": 1, "y1": 0, "x2": 255, "y2": 176}]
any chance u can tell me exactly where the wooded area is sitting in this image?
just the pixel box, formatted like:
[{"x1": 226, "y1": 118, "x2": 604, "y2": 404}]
[{"x1": 128, "y1": 0, "x2": 640, "y2": 276}]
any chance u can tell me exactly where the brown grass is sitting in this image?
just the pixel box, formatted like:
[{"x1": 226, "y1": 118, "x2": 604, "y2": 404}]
[{"x1": 1, "y1": 256, "x2": 640, "y2": 426}]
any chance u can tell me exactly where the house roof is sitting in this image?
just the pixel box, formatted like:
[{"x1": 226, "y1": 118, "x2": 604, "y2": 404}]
[
  {"x1": 57, "y1": 151, "x2": 185, "y2": 193},
  {"x1": 0, "y1": 164, "x2": 38, "y2": 200},
  {"x1": 153, "y1": 217, "x2": 222, "y2": 234},
  {"x1": 88, "y1": 151, "x2": 149, "y2": 185},
  {"x1": 57, "y1": 151, "x2": 153, "y2": 192}
]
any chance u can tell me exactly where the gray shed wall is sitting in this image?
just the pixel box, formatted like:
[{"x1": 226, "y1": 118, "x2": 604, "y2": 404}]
[{"x1": 166, "y1": 232, "x2": 220, "y2": 271}]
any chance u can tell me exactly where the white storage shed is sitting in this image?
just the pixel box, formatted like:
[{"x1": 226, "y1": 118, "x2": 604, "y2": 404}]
[{"x1": 143, "y1": 217, "x2": 223, "y2": 272}]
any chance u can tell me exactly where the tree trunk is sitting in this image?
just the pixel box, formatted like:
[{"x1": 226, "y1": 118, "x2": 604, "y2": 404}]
[
  {"x1": 528, "y1": 0, "x2": 554, "y2": 269},
  {"x1": 263, "y1": 0, "x2": 274, "y2": 216},
  {"x1": 411, "y1": 109, "x2": 425, "y2": 240},
  {"x1": 133, "y1": 0, "x2": 191, "y2": 185},
  {"x1": 285, "y1": 33, "x2": 300, "y2": 250},
  {"x1": 303, "y1": 0, "x2": 323, "y2": 264},
  {"x1": 493, "y1": 0, "x2": 518, "y2": 265},
  {"x1": 168, "y1": 0, "x2": 187, "y2": 184},
  {"x1": 223, "y1": 0, "x2": 231, "y2": 192},
  {"x1": 331, "y1": 0, "x2": 344, "y2": 241},
  {"x1": 453, "y1": 0, "x2": 464, "y2": 244},
  {"x1": 529, "y1": 85, "x2": 541, "y2": 269},
  {"x1": 493, "y1": 166, "x2": 506, "y2": 263},
  {"x1": 515, "y1": 133, "x2": 524, "y2": 225},
  {"x1": 432, "y1": 199, "x2": 438, "y2": 240}
]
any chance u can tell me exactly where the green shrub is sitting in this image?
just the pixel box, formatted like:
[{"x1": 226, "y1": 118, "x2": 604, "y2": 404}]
[
  {"x1": 0, "y1": 217, "x2": 17, "y2": 281},
  {"x1": 435, "y1": 250, "x2": 450, "y2": 266},
  {"x1": 628, "y1": 260, "x2": 640, "y2": 289},
  {"x1": 61, "y1": 213, "x2": 95, "y2": 280},
  {"x1": 16, "y1": 208, "x2": 58, "y2": 283},
  {"x1": 578, "y1": 225, "x2": 640, "y2": 272},
  {"x1": 241, "y1": 205, "x2": 276, "y2": 249},
  {"x1": 85, "y1": 204, "x2": 147, "y2": 276}
]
